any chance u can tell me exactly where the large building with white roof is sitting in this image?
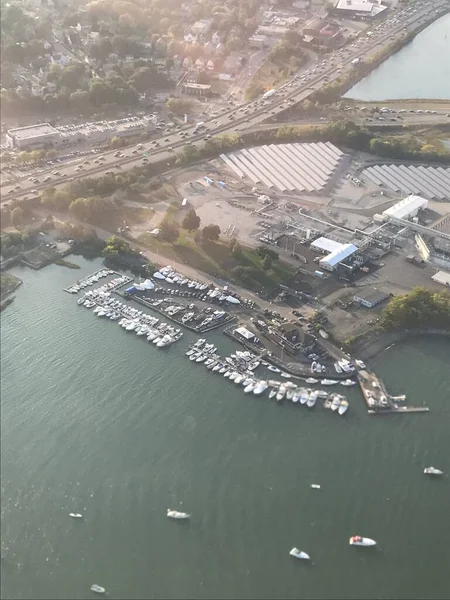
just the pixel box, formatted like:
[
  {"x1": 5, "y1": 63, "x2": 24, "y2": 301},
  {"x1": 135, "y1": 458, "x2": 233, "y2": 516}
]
[
  {"x1": 319, "y1": 243, "x2": 358, "y2": 272},
  {"x1": 6, "y1": 123, "x2": 61, "y2": 150},
  {"x1": 381, "y1": 195, "x2": 428, "y2": 222},
  {"x1": 333, "y1": 0, "x2": 387, "y2": 19}
]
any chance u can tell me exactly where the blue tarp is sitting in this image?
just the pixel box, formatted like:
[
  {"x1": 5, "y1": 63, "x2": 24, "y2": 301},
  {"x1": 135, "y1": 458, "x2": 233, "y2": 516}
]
[
  {"x1": 125, "y1": 286, "x2": 136, "y2": 293},
  {"x1": 218, "y1": 181, "x2": 226, "y2": 188}
]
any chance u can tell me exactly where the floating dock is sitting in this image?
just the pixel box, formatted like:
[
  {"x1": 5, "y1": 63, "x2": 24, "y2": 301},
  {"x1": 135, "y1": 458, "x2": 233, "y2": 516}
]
[{"x1": 357, "y1": 368, "x2": 429, "y2": 415}]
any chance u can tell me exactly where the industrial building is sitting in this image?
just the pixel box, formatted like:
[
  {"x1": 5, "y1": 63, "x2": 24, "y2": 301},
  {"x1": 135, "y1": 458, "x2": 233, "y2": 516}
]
[
  {"x1": 431, "y1": 271, "x2": 450, "y2": 287},
  {"x1": 6, "y1": 123, "x2": 61, "y2": 150},
  {"x1": 353, "y1": 288, "x2": 390, "y2": 308},
  {"x1": 319, "y1": 243, "x2": 358, "y2": 272},
  {"x1": 381, "y1": 195, "x2": 428, "y2": 222},
  {"x1": 332, "y1": 0, "x2": 387, "y2": 19}
]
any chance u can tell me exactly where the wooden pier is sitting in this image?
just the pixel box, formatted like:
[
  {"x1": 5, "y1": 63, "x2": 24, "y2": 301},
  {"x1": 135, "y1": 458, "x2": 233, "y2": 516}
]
[{"x1": 357, "y1": 368, "x2": 429, "y2": 415}]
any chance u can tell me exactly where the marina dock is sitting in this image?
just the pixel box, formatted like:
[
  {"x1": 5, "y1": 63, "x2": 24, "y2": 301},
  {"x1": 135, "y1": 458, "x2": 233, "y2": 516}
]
[{"x1": 357, "y1": 369, "x2": 429, "y2": 415}]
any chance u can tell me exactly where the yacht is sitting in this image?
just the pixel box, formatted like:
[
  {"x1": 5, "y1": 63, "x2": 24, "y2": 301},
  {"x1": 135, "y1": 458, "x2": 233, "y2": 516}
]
[
  {"x1": 269, "y1": 388, "x2": 277, "y2": 399},
  {"x1": 90, "y1": 584, "x2": 106, "y2": 594},
  {"x1": 330, "y1": 395, "x2": 341, "y2": 411},
  {"x1": 136, "y1": 326, "x2": 149, "y2": 336},
  {"x1": 242, "y1": 377, "x2": 253, "y2": 386},
  {"x1": 286, "y1": 388, "x2": 295, "y2": 401},
  {"x1": 299, "y1": 389, "x2": 309, "y2": 405},
  {"x1": 157, "y1": 335, "x2": 173, "y2": 348},
  {"x1": 167, "y1": 509, "x2": 191, "y2": 520},
  {"x1": 147, "y1": 329, "x2": 159, "y2": 341},
  {"x1": 213, "y1": 363, "x2": 223, "y2": 373},
  {"x1": 280, "y1": 372, "x2": 292, "y2": 378},
  {"x1": 305, "y1": 377, "x2": 318, "y2": 384},
  {"x1": 267, "y1": 365, "x2": 280, "y2": 373},
  {"x1": 229, "y1": 372, "x2": 239, "y2": 381},
  {"x1": 321, "y1": 379, "x2": 338, "y2": 386},
  {"x1": 244, "y1": 380, "x2": 256, "y2": 393},
  {"x1": 341, "y1": 379, "x2": 356, "y2": 387},
  {"x1": 349, "y1": 536, "x2": 376, "y2": 547},
  {"x1": 77, "y1": 296, "x2": 86, "y2": 305},
  {"x1": 307, "y1": 390, "x2": 318, "y2": 408},
  {"x1": 310, "y1": 484, "x2": 321, "y2": 490},
  {"x1": 355, "y1": 359, "x2": 366, "y2": 369},
  {"x1": 338, "y1": 399, "x2": 349, "y2": 415},
  {"x1": 424, "y1": 467, "x2": 443, "y2": 476},
  {"x1": 253, "y1": 381, "x2": 268, "y2": 395},
  {"x1": 276, "y1": 384, "x2": 286, "y2": 402},
  {"x1": 292, "y1": 389, "x2": 302, "y2": 403},
  {"x1": 289, "y1": 548, "x2": 310, "y2": 560},
  {"x1": 234, "y1": 374, "x2": 245, "y2": 384},
  {"x1": 196, "y1": 354, "x2": 207, "y2": 363}
]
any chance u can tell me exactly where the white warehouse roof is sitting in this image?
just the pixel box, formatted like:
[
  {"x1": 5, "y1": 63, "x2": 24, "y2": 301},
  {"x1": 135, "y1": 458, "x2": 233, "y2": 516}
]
[
  {"x1": 382, "y1": 195, "x2": 428, "y2": 221},
  {"x1": 319, "y1": 243, "x2": 358, "y2": 268},
  {"x1": 310, "y1": 237, "x2": 345, "y2": 254},
  {"x1": 431, "y1": 271, "x2": 450, "y2": 287}
]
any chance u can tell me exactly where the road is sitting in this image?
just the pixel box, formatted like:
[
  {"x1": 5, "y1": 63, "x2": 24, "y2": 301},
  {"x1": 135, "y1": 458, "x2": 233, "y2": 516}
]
[{"x1": 2, "y1": 0, "x2": 448, "y2": 205}]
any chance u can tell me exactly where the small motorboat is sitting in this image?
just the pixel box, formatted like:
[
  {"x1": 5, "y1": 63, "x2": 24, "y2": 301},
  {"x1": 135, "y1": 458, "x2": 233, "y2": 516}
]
[
  {"x1": 90, "y1": 584, "x2": 106, "y2": 594},
  {"x1": 244, "y1": 381, "x2": 256, "y2": 393},
  {"x1": 167, "y1": 509, "x2": 190, "y2": 519},
  {"x1": 267, "y1": 365, "x2": 281, "y2": 373},
  {"x1": 330, "y1": 395, "x2": 341, "y2": 411},
  {"x1": 349, "y1": 536, "x2": 376, "y2": 547},
  {"x1": 289, "y1": 547, "x2": 310, "y2": 560},
  {"x1": 268, "y1": 388, "x2": 277, "y2": 399},
  {"x1": 424, "y1": 467, "x2": 444, "y2": 476},
  {"x1": 307, "y1": 390, "x2": 318, "y2": 408},
  {"x1": 321, "y1": 379, "x2": 338, "y2": 386},
  {"x1": 276, "y1": 384, "x2": 286, "y2": 402},
  {"x1": 341, "y1": 379, "x2": 356, "y2": 387},
  {"x1": 355, "y1": 359, "x2": 366, "y2": 369},
  {"x1": 338, "y1": 400, "x2": 349, "y2": 415},
  {"x1": 305, "y1": 378, "x2": 318, "y2": 384},
  {"x1": 280, "y1": 372, "x2": 292, "y2": 379},
  {"x1": 69, "y1": 513, "x2": 83, "y2": 519},
  {"x1": 310, "y1": 484, "x2": 321, "y2": 489},
  {"x1": 253, "y1": 381, "x2": 268, "y2": 395},
  {"x1": 286, "y1": 388, "x2": 295, "y2": 401}
]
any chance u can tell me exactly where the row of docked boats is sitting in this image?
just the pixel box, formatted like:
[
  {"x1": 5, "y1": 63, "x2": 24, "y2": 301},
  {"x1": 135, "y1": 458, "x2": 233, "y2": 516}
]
[
  {"x1": 152, "y1": 265, "x2": 255, "y2": 308},
  {"x1": 67, "y1": 269, "x2": 117, "y2": 294},
  {"x1": 77, "y1": 288, "x2": 183, "y2": 348}
]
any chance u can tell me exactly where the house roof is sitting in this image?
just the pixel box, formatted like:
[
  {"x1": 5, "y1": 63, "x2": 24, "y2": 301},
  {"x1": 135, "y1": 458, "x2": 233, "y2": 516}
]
[{"x1": 354, "y1": 288, "x2": 389, "y2": 304}]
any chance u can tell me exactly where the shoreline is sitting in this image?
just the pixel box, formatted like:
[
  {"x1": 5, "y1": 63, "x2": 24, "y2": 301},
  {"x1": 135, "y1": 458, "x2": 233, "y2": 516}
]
[{"x1": 354, "y1": 328, "x2": 450, "y2": 361}]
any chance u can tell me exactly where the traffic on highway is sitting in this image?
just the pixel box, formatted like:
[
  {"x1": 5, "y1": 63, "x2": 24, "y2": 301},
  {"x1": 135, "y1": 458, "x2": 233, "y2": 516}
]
[{"x1": 1, "y1": 0, "x2": 448, "y2": 205}]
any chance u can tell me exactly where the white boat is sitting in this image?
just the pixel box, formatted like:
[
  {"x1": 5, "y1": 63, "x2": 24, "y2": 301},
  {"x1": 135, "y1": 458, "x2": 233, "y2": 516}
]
[
  {"x1": 234, "y1": 374, "x2": 244, "y2": 384},
  {"x1": 269, "y1": 388, "x2": 277, "y2": 399},
  {"x1": 253, "y1": 381, "x2": 268, "y2": 395},
  {"x1": 244, "y1": 381, "x2": 256, "y2": 393},
  {"x1": 349, "y1": 536, "x2": 376, "y2": 547},
  {"x1": 355, "y1": 359, "x2": 366, "y2": 369},
  {"x1": 77, "y1": 297, "x2": 86, "y2": 305},
  {"x1": 286, "y1": 388, "x2": 295, "y2": 401},
  {"x1": 292, "y1": 389, "x2": 301, "y2": 403},
  {"x1": 338, "y1": 400, "x2": 349, "y2": 415},
  {"x1": 267, "y1": 365, "x2": 280, "y2": 373},
  {"x1": 212, "y1": 364, "x2": 222, "y2": 373},
  {"x1": 334, "y1": 362, "x2": 343, "y2": 373},
  {"x1": 242, "y1": 377, "x2": 253, "y2": 386},
  {"x1": 229, "y1": 372, "x2": 239, "y2": 381},
  {"x1": 305, "y1": 378, "x2": 318, "y2": 384},
  {"x1": 289, "y1": 547, "x2": 310, "y2": 560},
  {"x1": 319, "y1": 329, "x2": 329, "y2": 339},
  {"x1": 69, "y1": 513, "x2": 83, "y2": 519},
  {"x1": 90, "y1": 585, "x2": 106, "y2": 594},
  {"x1": 310, "y1": 361, "x2": 317, "y2": 372},
  {"x1": 280, "y1": 372, "x2": 292, "y2": 378},
  {"x1": 167, "y1": 509, "x2": 190, "y2": 519},
  {"x1": 310, "y1": 484, "x2": 321, "y2": 489},
  {"x1": 424, "y1": 467, "x2": 444, "y2": 476},
  {"x1": 341, "y1": 379, "x2": 356, "y2": 387},
  {"x1": 299, "y1": 389, "x2": 309, "y2": 405},
  {"x1": 330, "y1": 395, "x2": 341, "y2": 411},
  {"x1": 321, "y1": 379, "x2": 338, "y2": 386},
  {"x1": 307, "y1": 390, "x2": 318, "y2": 408},
  {"x1": 276, "y1": 384, "x2": 286, "y2": 402}
]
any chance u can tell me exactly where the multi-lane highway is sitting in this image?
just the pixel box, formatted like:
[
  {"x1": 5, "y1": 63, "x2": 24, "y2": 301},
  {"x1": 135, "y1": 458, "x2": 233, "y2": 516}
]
[{"x1": 1, "y1": 0, "x2": 448, "y2": 205}]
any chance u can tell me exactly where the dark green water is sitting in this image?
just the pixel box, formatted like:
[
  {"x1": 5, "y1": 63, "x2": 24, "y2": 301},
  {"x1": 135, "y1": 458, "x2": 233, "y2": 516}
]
[{"x1": 1, "y1": 258, "x2": 450, "y2": 599}]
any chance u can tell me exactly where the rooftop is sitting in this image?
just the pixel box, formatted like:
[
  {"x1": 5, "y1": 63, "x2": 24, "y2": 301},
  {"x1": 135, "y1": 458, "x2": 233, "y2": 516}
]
[
  {"x1": 8, "y1": 123, "x2": 59, "y2": 140},
  {"x1": 354, "y1": 288, "x2": 389, "y2": 304}
]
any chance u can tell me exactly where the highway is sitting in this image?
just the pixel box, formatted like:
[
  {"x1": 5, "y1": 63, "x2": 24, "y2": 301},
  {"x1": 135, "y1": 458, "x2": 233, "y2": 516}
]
[{"x1": 1, "y1": 0, "x2": 448, "y2": 205}]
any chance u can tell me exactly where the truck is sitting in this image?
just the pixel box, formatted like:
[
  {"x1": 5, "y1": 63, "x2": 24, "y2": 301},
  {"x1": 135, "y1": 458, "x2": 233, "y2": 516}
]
[
  {"x1": 351, "y1": 58, "x2": 362, "y2": 66},
  {"x1": 262, "y1": 89, "x2": 276, "y2": 100}
]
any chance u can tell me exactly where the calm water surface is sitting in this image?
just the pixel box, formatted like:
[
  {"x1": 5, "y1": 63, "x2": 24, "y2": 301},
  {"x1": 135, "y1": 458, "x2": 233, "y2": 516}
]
[
  {"x1": 1, "y1": 258, "x2": 449, "y2": 599},
  {"x1": 346, "y1": 13, "x2": 450, "y2": 100}
]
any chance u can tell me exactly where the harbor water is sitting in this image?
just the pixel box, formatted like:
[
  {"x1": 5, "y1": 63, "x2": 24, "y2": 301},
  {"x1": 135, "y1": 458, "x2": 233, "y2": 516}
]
[
  {"x1": 345, "y1": 13, "x2": 450, "y2": 101},
  {"x1": 1, "y1": 257, "x2": 450, "y2": 599}
]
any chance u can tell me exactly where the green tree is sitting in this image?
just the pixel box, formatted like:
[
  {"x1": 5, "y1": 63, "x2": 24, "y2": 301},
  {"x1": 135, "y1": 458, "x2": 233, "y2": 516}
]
[
  {"x1": 202, "y1": 224, "x2": 221, "y2": 242},
  {"x1": 11, "y1": 207, "x2": 24, "y2": 228},
  {"x1": 160, "y1": 221, "x2": 180, "y2": 243},
  {"x1": 70, "y1": 90, "x2": 91, "y2": 110},
  {"x1": 262, "y1": 254, "x2": 272, "y2": 271},
  {"x1": 182, "y1": 208, "x2": 200, "y2": 231},
  {"x1": 256, "y1": 245, "x2": 279, "y2": 261},
  {"x1": 89, "y1": 80, "x2": 113, "y2": 106}
]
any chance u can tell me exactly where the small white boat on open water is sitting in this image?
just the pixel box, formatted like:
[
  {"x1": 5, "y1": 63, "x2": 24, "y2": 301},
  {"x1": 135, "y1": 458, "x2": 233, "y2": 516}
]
[
  {"x1": 90, "y1": 584, "x2": 106, "y2": 594},
  {"x1": 289, "y1": 547, "x2": 310, "y2": 560},
  {"x1": 167, "y1": 509, "x2": 191, "y2": 520},
  {"x1": 69, "y1": 513, "x2": 83, "y2": 519},
  {"x1": 424, "y1": 467, "x2": 443, "y2": 476},
  {"x1": 349, "y1": 536, "x2": 376, "y2": 547}
]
